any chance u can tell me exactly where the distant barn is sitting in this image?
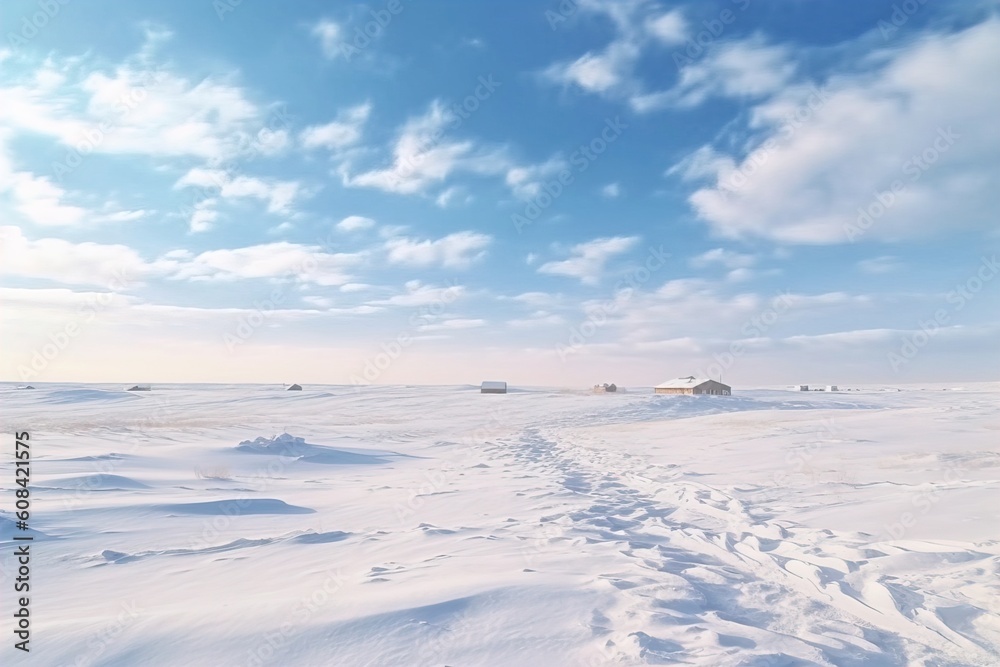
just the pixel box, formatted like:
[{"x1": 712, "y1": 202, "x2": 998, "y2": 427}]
[
  {"x1": 481, "y1": 381, "x2": 507, "y2": 394},
  {"x1": 286, "y1": 384, "x2": 302, "y2": 391},
  {"x1": 654, "y1": 376, "x2": 730, "y2": 396},
  {"x1": 125, "y1": 385, "x2": 151, "y2": 391}
]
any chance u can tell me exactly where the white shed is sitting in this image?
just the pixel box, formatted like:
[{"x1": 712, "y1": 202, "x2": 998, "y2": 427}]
[{"x1": 481, "y1": 381, "x2": 507, "y2": 394}]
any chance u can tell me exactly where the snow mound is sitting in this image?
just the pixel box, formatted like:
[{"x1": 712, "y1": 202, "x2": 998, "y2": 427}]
[
  {"x1": 37, "y1": 474, "x2": 151, "y2": 490},
  {"x1": 235, "y1": 432, "x2": 397, "y2": 464},
  {"x1": 36, "y1": 388, "x2": 140, "y2": 404},
  {"x1": 0, "y1": 514, "x2": 50, "y2": 541},
  {"x1": 154, "y1": 498, "x2": 316, "y2": 515}
]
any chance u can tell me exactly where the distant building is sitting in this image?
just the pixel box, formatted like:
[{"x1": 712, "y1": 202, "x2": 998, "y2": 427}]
[
  {"x1": 654, "y1": 376, "x2": 730, "y2": 395},
  {"x1": 799, "y1": 385, "x2": 809, "y2": 391},
  {"x1": 125, "y1": 385, "x2": 151, "y2": 391},
  {"x1": 481, "y1": 381, "x2": 507, "y2": 394},
  {"x1": 826, "y1": 385, "x2": 838, "y2": 392},
  {"x1": 593, "y1": 383, "x2": 618, "y2": 393},
  {"x1": 286, "y1": 384, "x2": 302, "y2": 391}
]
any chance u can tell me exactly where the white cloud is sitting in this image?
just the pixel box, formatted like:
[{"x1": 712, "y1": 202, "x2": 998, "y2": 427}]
[
  {"x1": 5, "y1": 171, "x2": 85, "y2": 226},
  {"x1": 434, "y1": 186, "x2": 468, "y2": 208},
  {"x1": 188, "y1": 199, "x2": 219, "y2": 233},
  {"x1": 369, "y1": 280, "x2": 465, "y2": 307},
  {"x1": 645, "y1": 10, "x2": 687, "y2": 45},
  {"x1": 417, "y1": 318, "x2": 486, "y2": 332},
  {"x1": 175, "y1": 168, "x2": 300, "y2": 214},
  {"x1": 311, "y1": 20, "x2": 344, "y2": 59},
  {"x1": 336, "y1": 215, "x2": 376, "y2": 232},
  {"x1": 601, "y1": 182, "x2": 621, "y2": 198},
  {"x1": 170, "y1": 241, "x2": 365, "y2": 286},
  {"x1": 505, "y1": 157, "x2": 568, "y2": 200},
  {"x1": 858, "y1": 255, "x2": 902, "y2": 274},
  {"x1": 173, "y1": 168, "x2": 301, "y2": 231},
  {"x1": 673, "y1": 19, "x2": 1000, "y2": 243},
  {"x1": 545, "y1": 42, "x2": 640, "y2": 95},
  {"x1": 300, "y1": 102, "x2": 371, "y2": 150},
  {"x1": 507, "y1": 291, "x2": 560, "y2": 308},
  {"x1": 384, "y1": 231, "x2": 492, "y2": 269},
  {"x1": 633, "y1": 36, "x2": 796, "y2": 111},
  {"x1": 690, "y1": 248, "x2": 757, "y2": 270},
  {"x1": 340, "y1": 101, "x2": 508, "y2": 195},
  {"x1": 0, "y1": 29, "x2": 294, "y2": 175},
  {"x1": 0, "y1": 226, "x2": 162, "y2": 286},
  {"x1": 301, "y1": 295, "x2": 332, "y2": 308},
  {"x1": 507, "y1": 314, "x2": 565, "y2": 329},
  {"x1": 543, "y1": 4, "x2": 687, "y2": 102},
  {"x1": 538, "y1": 236, "x2": 639, "y2": 284}
]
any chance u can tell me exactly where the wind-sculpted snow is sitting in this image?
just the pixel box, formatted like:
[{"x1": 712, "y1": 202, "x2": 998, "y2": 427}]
[{"x1": 0, "y1": 382, "x2": 997, "y2": 666}]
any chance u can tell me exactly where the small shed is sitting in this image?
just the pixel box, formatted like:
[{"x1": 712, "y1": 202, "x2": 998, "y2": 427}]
[
  {"x1": 125, "y1": 384, "x2": 151, "y2": 391},
  {"x1": 481, "y1": 381, "x2": 507, "y2": 394},
  {"x1": 286, "y1": 384, "x2": 302, "y2": 391},
  {"x1": 654, "y1": 376, "x2": 730, "y2": 396}
]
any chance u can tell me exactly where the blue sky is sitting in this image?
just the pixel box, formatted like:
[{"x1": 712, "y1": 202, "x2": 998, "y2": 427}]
[{"x1": 1, "y1": 0, "x2": 997, "y2": 386}]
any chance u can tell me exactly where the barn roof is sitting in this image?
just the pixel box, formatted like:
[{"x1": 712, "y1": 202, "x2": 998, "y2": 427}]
[{"x1": 655, "y1": 376, "x2": 714, "y2": 389}]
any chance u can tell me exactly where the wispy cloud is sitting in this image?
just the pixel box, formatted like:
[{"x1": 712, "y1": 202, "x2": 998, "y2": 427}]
[{"x1": 538, "y1": 236, "x2": 639, "y2": 284}]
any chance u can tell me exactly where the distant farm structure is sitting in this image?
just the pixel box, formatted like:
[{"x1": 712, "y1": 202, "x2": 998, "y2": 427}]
[
  {"x1": 481, "y1": 381, "x2": 507, "y2": 394},
  {"x1": 655, "y1": 376, "x2": 731, "y2": 396},
  {"x1": 593, "y1": 383, "x2": 618, "y2": 393}
]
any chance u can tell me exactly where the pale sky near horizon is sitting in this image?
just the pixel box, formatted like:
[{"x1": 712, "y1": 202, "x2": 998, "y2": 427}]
[{"x1": 1, "y1": 0, "x2": 998, "y2": 386}]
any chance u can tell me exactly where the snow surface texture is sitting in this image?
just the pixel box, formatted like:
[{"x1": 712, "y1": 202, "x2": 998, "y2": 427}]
[{"x1": 0, "y1": 382, "x2": 998, "y2": 666}]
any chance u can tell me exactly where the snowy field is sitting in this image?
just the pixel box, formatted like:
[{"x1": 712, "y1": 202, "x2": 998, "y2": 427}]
[{"x1": 1, "y1": 383, "x2": 998, "y2": 666}]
